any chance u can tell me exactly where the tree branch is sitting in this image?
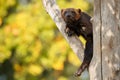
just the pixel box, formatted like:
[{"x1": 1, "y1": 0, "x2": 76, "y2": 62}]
[{"x1": 42, "y1": 0, "x2": 84, "y2": 60}]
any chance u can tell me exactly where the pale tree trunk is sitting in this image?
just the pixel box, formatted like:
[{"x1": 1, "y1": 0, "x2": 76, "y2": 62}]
[{"x1": 89, "y1": 0, "x2": 120, "y2": 80}]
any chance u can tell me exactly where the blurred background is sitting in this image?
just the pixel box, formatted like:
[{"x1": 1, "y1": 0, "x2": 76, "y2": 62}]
[{"x1": 0, "y1": 0, "x2": 93, "y2": 80}]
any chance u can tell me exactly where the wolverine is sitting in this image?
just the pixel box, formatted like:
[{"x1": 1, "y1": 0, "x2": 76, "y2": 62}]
[{"x1": 61, "y1": 8, "x2": 93, "y2": 76}]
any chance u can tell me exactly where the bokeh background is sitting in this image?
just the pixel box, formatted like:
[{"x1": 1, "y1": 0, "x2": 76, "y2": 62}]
[{"x1": 0, "y1": 0, "x2": 93, "y2": 80}]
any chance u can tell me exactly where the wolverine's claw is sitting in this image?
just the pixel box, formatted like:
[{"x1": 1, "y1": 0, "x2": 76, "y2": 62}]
[
  {"x1": 67, "y1": 31, "x2": 74, "y2": 36},
  {"x1": 74, "y1": 71, "x2": 82, "y2": 77}
]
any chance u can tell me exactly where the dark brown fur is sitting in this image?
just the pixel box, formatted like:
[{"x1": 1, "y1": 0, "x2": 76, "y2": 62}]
[{"x1": 61, "y1": 8, "x2": 93, "y2": 76}]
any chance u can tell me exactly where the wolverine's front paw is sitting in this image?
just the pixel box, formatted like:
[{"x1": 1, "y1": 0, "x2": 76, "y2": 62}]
[
  {"x1": 74, "y1": 62, "x2": 89, "y2": 77},
  {"x1": 74, "y1": 69, "x2": 82, "y2": 77},
  {"x1": 65, "y1": 27, "x2": 74, "y2": 37},
  {"x1": 66, "y1": 31, "x2": 74, "y2": 36}
]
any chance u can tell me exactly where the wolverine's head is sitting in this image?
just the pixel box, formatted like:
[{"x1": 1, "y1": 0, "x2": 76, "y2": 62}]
[{"x1": 61, "y1": 8, "x2": 81, "y2": 23}]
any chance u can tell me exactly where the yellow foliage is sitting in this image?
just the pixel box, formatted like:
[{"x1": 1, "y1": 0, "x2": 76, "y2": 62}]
[
  {"x1": 52, "y1": 60, "x2": 64, "y2": 70},
  {"x1": 6, "y1": 0, "x2": 16, "y2": 6},
  {"x1": 0, "y1": 17, "x2": 2, "y2": 26},
  {"x1": 0, "y1": 46, "x2": 11, "y2": 63},
  {"x1": 14, "y1": 63, "x2": 23, "y2": 72},
  {"x1": 29, "y1": 40, "x2": 42, "y2": 62},
  {"x1": 4, "y1": 25, "x2": 11, "y2": 34},
  {"x1": 58, "y1": 76, "x2": 67, "y2": 80},
  {"x1": 15, "y1": 12, "x2": 31, "y2": 28},
  {"x1": 41, "y1": 57, "x2": 51, "y2": 68},
  {"x1": 68, "y1": 51, "x2": 81, "y2": 66},
  {"x1": 28, "y1": 64, "x2": 43, "y2": 76},
  {"x1": 0, "y1": 0, "x2": 16, "y2": 17},
  {"x1": 58, "y1": 0, "x2": 89, "y2": 11},
  {"x1": 48, "y1": 39, "x2": 68, "y2": 70},
  {"x1": 49, "y1": 39, "x2": 68, "y2": 57},
  {"x1": 79, "y1": 36, "x2": 86, "y2": 46}
]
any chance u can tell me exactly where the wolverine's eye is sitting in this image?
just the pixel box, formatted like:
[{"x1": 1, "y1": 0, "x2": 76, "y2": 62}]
[
  {"x1": 72, "y1": 11, "x2": 75, "y2": 13},
  {"x1": 64, "y1": 11, "x2": 67, "y2": 15},
  {"x1": 71, "y1": 11, "x2": 75, "y2": 15}
]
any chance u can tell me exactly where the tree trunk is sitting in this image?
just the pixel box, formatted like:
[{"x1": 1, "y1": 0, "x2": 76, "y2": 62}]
[{"x1": 89, "y1": 0, "x2": 120, "y2": 80}]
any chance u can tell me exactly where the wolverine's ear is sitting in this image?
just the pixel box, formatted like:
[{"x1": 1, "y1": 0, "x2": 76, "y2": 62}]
[{"x1": 77, "y1": 9, "x2": 81, "y2": 14}]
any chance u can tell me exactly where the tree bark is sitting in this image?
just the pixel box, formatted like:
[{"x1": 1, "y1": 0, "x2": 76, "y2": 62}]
[
  {"x1": 89, "y1": 0, "x2": 120, "y2": 80},
  {"x1": 42, "y1": 0, "x2": 84, "y2": 60}
]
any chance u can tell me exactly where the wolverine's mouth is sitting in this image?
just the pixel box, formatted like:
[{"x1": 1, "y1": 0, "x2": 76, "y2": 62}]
[{"x1": 65, "y1": 17, "x2": 76, "y2": 23}]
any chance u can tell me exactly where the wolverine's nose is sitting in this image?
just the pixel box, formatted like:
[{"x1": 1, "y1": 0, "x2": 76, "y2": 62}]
[
  {"x1": 66, "y1": 14, "x2": 71, "y2": 18},
  {"x1": 65, "y1": 14, "x2": 71, "y2": 18}
]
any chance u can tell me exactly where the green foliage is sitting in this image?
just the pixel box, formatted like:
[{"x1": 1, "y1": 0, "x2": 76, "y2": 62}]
[{"x1": 0, "y1": 0, "x2": 93, "y2": 80}]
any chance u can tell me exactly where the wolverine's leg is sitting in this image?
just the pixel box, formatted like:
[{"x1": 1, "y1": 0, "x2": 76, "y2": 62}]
[{"x1": 74, "y1": 40, "x2": 93, "y2": 76}]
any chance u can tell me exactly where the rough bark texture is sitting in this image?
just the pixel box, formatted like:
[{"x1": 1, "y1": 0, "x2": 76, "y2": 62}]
[
  {"x1": 90, "y1": 0, "x2": 120, "y2": 80},
  {"x1": 42, "y1": 0, "x2": 84, "y2": 60},
  {"x1": 89, "y1": 0, "x2": 102, "y2": 79}
]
